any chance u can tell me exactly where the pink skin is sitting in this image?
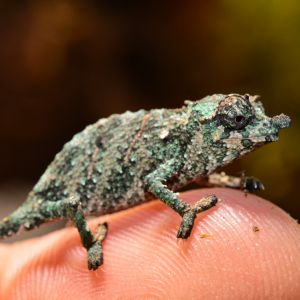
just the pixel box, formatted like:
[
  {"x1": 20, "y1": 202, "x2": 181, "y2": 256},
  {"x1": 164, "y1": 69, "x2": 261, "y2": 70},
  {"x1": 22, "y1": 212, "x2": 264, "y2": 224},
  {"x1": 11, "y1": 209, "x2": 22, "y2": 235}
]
[{"x1": 0, "y1": 188, "x2": 299, "y2": 299}]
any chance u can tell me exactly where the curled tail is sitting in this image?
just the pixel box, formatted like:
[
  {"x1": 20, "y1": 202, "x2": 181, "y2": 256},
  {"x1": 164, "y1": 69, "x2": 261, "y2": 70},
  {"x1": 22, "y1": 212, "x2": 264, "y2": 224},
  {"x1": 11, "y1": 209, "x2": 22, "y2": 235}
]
[{"x1": 0, "y1": 191, "x2": 46, "y2": 240}]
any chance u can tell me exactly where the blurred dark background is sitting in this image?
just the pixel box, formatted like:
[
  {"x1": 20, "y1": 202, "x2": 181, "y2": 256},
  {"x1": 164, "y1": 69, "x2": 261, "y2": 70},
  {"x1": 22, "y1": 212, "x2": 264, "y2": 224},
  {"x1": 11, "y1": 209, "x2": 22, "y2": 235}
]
[{"x1": 0, "y1": 0, "x2": 299, "y2": 242}]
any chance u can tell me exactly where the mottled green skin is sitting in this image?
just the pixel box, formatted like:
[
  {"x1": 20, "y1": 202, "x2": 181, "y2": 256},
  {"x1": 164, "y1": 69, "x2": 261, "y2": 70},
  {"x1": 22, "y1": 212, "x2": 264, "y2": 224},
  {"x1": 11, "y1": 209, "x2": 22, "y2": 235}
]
[{"x1": 0, "y1": 93, "x2": 291, "y2": 270}]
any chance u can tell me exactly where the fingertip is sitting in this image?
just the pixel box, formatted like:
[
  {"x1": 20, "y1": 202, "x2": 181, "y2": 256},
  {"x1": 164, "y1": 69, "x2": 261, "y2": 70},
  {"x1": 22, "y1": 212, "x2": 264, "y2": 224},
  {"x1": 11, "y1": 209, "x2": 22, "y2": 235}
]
[{"x1": 1, "y1": 188, "x2": 300, "y2": 299}]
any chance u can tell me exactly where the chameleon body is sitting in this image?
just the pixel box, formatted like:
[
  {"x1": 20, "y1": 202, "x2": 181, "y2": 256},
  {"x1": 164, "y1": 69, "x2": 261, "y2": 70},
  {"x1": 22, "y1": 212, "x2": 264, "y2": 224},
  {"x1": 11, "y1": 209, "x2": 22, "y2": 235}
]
[{"x1": 0, "y1": 94, "x2": 291, "y2": 270}]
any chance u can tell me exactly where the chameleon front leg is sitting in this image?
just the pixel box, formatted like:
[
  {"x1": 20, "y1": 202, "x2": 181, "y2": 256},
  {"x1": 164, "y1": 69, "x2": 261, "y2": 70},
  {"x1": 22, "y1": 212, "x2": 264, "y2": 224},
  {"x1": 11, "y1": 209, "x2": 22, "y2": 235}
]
[
  {"x1": 145, "y1": 159, "x2": 218, "y2": 239},
  {"x1": 42, "y1": 197, "x2": 107, "y2": 270},
  {"x1": 197, "y1": 172, "x2": 265, "y2": 193}
]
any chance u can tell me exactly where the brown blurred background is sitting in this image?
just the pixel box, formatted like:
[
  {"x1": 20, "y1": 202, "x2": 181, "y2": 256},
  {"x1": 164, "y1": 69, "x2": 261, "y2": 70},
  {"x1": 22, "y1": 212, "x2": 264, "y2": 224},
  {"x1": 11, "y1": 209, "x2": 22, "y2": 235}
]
[{"x1": 0, "y1": 0, "x2": 299, "y2": 242}]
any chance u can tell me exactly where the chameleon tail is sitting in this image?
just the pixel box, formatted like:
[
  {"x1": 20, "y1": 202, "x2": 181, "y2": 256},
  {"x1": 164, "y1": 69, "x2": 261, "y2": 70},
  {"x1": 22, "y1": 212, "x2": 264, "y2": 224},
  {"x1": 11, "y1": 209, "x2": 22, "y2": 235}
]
[
  {"x1": 0, "y1": 210, "x2": 23, "y2": 240},
  {"x1": 0, "y1": 192, "x2": 46, "y2": 240}
]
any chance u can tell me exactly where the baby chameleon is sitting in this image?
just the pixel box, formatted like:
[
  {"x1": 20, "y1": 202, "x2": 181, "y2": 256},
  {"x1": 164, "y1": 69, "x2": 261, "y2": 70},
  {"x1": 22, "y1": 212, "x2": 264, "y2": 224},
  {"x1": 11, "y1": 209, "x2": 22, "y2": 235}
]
[{"x1": 0, "y1": 94, "x2": 291, "y2": 270}]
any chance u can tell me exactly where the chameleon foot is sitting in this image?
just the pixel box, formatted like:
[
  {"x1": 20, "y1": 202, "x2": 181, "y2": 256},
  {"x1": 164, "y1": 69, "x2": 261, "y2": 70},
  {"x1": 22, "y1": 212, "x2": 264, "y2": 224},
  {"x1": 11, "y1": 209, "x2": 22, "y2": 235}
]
[
  {"x1": 87, "y1": 223, "x2": 107, "y2": 271},
  {"x1": 177, "y1": 194, "x2": 218, "y2": 239}
]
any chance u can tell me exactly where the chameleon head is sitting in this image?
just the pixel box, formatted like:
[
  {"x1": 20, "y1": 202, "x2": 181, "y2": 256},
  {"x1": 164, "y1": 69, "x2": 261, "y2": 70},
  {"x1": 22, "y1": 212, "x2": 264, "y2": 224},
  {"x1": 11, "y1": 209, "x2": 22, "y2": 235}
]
[
  {"x1": 187, "y1": 93, "x2": 291, "y2": 169},
  {"x1": 214, "y1": 94, "x2": 291, "y2": 148}
]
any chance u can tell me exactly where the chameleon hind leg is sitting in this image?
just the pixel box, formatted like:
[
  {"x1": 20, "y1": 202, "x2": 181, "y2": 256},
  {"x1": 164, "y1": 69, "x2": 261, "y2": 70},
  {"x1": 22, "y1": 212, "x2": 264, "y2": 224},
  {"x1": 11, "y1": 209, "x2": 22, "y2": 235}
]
[
  {"x1": 145, "y1": 159, "x2": 218, "y2": 239},
  {"x1": 42, "y1": 197, "x2": 107, "y2": 270},
  {"x1": 197, "y1": 172, "x2": 265, "y2": 193}
]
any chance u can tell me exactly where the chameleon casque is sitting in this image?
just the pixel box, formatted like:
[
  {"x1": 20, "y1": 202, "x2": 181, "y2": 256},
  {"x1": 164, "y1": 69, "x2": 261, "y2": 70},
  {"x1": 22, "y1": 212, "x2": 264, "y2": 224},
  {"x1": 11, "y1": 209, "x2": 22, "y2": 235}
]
[{"x1": 0, "y1": 94, "x2": 291, "y2": 270}]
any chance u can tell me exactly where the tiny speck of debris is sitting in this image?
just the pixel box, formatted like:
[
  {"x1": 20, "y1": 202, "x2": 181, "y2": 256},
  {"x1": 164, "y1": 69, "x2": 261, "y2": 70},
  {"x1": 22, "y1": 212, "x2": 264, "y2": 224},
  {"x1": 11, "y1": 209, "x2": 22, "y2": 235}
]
[
  {"x1": 159, "y1": 129, "x2": 169, "y2": 139},
  {"x1": 252, "y1": 225, "x2": 260, "y2": 232},
  {"x1": 198, "y1": 233, "x2": 214, "y2": 238}
]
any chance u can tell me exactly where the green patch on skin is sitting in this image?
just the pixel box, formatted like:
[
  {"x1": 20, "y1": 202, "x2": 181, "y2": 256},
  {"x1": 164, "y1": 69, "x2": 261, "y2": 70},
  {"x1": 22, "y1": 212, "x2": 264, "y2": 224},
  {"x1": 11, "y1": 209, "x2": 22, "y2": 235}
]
[
  {"x1": 241, "y1": 139, "x2": 254, "y2": 148},
  {"x1": 241, "y1": 130, "x2": 250, "y2": 138},
  {"x1": 220, "y1": 132, "x2": 231, "y2": 139}
]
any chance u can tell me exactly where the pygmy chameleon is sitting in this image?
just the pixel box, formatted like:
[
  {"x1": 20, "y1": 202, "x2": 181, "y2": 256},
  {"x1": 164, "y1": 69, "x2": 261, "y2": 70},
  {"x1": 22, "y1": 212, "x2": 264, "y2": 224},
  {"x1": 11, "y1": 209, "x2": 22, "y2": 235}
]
[{"x1": 0, "y1": 94, "x2": 291, "y2": 270}]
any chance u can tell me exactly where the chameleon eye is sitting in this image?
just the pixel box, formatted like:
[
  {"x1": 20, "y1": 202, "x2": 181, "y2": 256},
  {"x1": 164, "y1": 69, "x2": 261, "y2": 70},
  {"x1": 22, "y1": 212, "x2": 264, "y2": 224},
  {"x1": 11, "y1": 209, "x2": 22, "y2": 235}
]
[
  {"x1": 234, "y1": 115, "x2": 245, "y2": 125},
  {"x1": 216, "y1": 95, "x2": 254, "y2": 130}
]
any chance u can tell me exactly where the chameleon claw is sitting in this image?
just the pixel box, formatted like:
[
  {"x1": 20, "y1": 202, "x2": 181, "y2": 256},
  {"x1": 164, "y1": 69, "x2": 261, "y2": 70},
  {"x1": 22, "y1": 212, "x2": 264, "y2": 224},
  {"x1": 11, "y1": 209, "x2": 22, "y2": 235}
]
[
  {"x1": 177, "y1": 211, "x2": 196, "y2": 239},
  {"x1": 87, "y1": 241, "x2": 104, "y2": 271}
]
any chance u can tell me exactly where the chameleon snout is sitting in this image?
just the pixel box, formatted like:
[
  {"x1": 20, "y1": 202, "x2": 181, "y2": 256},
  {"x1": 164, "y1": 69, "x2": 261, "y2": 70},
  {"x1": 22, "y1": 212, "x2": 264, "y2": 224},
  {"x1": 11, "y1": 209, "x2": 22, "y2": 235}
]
[{"x1": 271, "y1": 114, "x2": 291, "y2": 129}]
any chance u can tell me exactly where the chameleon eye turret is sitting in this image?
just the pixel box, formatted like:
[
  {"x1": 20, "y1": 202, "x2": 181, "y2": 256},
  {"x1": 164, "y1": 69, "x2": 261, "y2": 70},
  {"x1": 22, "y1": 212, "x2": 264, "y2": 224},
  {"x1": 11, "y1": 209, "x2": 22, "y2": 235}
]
[
  {"x1": 216, "y1": 94, "x2": 254, "y2": 130},
  {"x1": 0, "y1": 93, "x2": 291, "y2": 270}
]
